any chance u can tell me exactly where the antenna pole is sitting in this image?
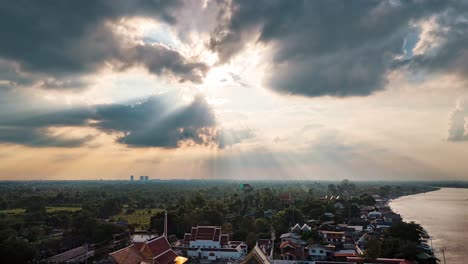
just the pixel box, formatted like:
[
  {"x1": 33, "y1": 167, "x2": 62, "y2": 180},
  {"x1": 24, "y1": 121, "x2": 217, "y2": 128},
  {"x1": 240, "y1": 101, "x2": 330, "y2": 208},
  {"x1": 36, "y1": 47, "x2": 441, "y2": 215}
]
[{"x1": 164, "y1": 210, "x2": 168, "y2": 237}]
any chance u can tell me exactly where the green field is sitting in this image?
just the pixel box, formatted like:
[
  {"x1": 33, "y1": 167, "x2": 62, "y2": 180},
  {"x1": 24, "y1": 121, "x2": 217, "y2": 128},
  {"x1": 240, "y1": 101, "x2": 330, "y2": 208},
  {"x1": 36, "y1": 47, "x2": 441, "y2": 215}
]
[
  {"x1": 112, "y1": 209, "x2": 161, "y2": 229},
  {"x1": 0, "y1": 207, "x2": 81, "y2": 215}
]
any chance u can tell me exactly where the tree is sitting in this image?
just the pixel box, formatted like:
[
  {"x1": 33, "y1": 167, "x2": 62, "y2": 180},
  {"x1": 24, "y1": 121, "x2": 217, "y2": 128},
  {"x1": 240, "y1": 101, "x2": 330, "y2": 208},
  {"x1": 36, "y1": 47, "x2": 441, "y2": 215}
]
[
  {"x1": 359, "y1": 194, "x2": 376, "y2": 206},
  {"x1": 99, "y1": 198, "x2": 122, "y2": 218},
  {"x1": 363, "y1": 238, "x2": 382, "y2": 260},
  {"x1": 254, "y1": 218, "x2": 270, "y2": 238},
  {"x1": 386, "y1": 222, "x2": 423, "y2": 243},
  {"x1": 24, "y1": 196, "x2": 46, "y2": 222},
  {"x1": 246, "y1": 232, "x2": 258, "y2": 249},
  {"x1": 328, "y1": 184, "x2": 337, "y2": 195},
  {"x1": 0, "y1": 236, "x2": 36, "y2": 263}
]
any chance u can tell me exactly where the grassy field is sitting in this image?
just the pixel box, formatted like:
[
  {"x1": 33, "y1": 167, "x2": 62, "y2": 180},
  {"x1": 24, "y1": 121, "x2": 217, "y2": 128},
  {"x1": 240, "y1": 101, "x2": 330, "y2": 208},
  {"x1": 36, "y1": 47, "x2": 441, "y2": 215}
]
[
  {"x1": 46, "y1": 206, "x2": 81, "y2": 213},
  {"x1": 0, "y1": 208, "x2": 25, "y2": 215},
  {"x1": 0, "y1": 207, "x2": 81, "y2": 215},
  {"x1": 112, "y1": 209, "x2": 161, "y2": 229}
]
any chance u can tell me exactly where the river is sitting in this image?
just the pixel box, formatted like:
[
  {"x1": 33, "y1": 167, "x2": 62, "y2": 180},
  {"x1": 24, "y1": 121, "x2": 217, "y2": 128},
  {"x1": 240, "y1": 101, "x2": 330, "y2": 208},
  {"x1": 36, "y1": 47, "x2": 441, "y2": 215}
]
[{"x1": 389, "y1": 188, "x2": 468, "y2": 264}]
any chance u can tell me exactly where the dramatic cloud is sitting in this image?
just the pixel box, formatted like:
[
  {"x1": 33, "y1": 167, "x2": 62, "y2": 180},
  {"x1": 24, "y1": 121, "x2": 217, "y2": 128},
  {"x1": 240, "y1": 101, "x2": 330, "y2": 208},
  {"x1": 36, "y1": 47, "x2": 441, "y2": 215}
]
[
  {"x1": 93, "y1": 95, "x2": 218, "y2": 148},
  {"x1": 448, "y1": 99, "x2": 468, "y2": 141},
  {"x1": 0, "y1": 0, "x2": 207, "y2": 90},
  {"x1": 0, "y1": 93, "x2": 251, "y2": 148},
  {"x1": 209, "y1": 0, "x2": 460, "y2": 97},
  {"x1": 408, "y1": 4, "x2": 468, "y2": 77},
  {"x1": 0, "y1": 127, "x2": 95, "y2": 148},
  {"x1": 217, "y1": 128, "x2": 255, "y2": 148}
]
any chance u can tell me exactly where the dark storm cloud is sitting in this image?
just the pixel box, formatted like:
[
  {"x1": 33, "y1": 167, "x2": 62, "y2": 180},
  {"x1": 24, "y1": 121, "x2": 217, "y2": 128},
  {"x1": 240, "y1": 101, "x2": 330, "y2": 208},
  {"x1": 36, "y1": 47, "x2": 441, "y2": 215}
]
[
  {"x1": 93, "y1": 95, "x2": 218, "y2": 148},
  {"x1": 0, "y1": 127, "x2": 95, "y2": 148},
  {"x1": 409, "y1": 4, "x2": 468, "y2": 77},
  {"x1": 0, "y1": 0, "x2": 207, "y2": 88},
  {"x1": 0, "y1": 93, "x2": 248, "y2": 148},
  {"x1": 209, "y1": 0, "x2": 454, "y2": 97}
]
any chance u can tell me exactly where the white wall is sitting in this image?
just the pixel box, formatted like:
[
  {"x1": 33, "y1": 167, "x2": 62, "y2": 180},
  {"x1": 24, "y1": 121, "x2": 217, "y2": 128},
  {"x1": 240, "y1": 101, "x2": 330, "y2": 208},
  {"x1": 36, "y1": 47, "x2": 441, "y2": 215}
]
[{"x1": 189, "y1": 240, "x2": 221, "y2": 248}]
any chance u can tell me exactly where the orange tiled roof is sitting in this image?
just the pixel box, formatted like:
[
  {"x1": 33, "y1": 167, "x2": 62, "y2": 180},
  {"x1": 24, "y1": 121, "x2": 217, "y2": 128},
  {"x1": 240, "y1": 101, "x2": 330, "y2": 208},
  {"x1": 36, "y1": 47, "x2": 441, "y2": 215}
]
[{"x1": 109, "y1": 245, "x2": 144, "y2": 264}]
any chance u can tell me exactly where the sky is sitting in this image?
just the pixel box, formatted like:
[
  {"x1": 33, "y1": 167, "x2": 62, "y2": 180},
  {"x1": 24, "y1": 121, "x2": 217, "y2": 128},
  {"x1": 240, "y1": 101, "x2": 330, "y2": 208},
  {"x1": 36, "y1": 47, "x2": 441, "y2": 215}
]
[{"x1": 1, "y1": 0, "x2": 468, "y2": 181}]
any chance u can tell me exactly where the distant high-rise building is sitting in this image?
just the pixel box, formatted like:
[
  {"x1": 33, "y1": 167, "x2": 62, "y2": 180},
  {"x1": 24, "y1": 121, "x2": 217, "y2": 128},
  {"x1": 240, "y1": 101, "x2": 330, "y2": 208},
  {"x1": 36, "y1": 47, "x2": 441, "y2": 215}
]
[
  {"x1": 144, "y1": 176, "x2": 149, "y2": 181},
  {"x1": 130, "y1": 175, "x2": 134, "y2": 181},
  {"x1": 140, "y1": 176, "x2": 144, "y2": 181}
]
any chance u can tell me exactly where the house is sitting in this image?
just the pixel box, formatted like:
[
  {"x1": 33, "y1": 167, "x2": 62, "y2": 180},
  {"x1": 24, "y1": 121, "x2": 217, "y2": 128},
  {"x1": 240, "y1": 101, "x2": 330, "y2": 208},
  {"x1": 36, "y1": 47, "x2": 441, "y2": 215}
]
[
  {"x1": 324, "y1": 212, "x2": 335, "y2": 218},
  {"x1": 346, "y1": 257, "x2": 412, "y2": 264},
  {"x1": 334, "y1": 202, "x2": 345, "y2": 210},
  {"x1": 109, "y1": 236, "x2": 187, "y2": 264},
  {"x1": 181, "y1": 226, "x2": 247, "y2": 260},
  {"x1": 334, "y1": 249, "x2": 357, "y2": 261},
  {"x1": 45, "y1": 245, "x2": 94, "y2": 263},
  {"x1": 279, "y1": 232, "x2": 306, "y2": 245},
  {"x1": 279, "y1": 240, "x2": 306, "y2": 260},
  {"x1": 291, "y1": 223, "x2": 303, "y2": 233},
  {"x1": 243, "y1": 245, "x2": 273, "y2": 264},
  {"x1": 256, "y1": 239, "x2": 273, "y2": 255},
  {"x1": 318, "y1": 230, "x2": 345, "y2": 244},
  {"x1": 307, "y1": 244, "x2": 333, "y2": 261},
  {"x1": 368, "y1": 211, "x2": 382, "y2": 220},
  {"x1": 264, "y1": 209, "x2": 277, "y2": 219}
]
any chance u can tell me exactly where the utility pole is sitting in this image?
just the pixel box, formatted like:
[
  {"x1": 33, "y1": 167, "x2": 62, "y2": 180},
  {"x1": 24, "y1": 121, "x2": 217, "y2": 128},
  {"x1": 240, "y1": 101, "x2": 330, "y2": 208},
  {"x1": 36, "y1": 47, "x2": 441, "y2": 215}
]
[
  {"x1": 164, "y1": 209, "x2": 168, "y2": 237},
  {"x1": 441, "y1": 248, "x2": 447, "y2": 264}
]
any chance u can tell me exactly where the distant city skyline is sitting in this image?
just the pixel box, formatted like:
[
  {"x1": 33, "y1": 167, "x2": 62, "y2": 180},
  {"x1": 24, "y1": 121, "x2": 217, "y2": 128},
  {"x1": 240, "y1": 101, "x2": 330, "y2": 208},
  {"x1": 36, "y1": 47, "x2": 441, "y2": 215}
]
[{"x1": 1, "y1": 1, "x2": 468, "y2": 181}]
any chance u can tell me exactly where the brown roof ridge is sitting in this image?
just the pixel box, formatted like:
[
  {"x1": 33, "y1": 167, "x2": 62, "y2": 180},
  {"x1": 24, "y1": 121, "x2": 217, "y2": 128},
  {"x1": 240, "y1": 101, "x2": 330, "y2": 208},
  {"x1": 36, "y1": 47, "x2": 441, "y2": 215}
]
[{"x1": 152, "y1": 248, "x2": 173, "y2": 259}]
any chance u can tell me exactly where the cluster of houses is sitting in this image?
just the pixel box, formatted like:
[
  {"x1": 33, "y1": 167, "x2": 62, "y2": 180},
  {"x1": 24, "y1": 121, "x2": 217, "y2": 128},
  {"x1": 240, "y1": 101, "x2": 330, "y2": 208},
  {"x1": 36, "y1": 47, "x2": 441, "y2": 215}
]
[{"x1": 43, "y1": 196, "x2": 437, "y2": 264}]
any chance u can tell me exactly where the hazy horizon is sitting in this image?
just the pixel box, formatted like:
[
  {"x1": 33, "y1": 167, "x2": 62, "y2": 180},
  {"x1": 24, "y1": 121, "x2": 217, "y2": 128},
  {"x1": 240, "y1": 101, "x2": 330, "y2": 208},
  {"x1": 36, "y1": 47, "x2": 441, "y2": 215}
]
[{"x1": 1, "y1": 1, "x2": 468, "y2": 181}]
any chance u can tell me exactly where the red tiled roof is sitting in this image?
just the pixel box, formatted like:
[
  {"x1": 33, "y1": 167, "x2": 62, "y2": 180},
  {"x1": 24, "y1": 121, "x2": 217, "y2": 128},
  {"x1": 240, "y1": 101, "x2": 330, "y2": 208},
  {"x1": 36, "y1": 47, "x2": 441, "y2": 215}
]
[
  {"x1": 195, "y1": 226, "x2": 216, "y2": 240},
  {"x1": 154, "y1": 249, "x2": 178, "y2": 264},
  {"x1": 133, "y1": 242, "x2": 145, "y2": 250},
  {"x1": 109, "y1": 245, "x2": 144, "y2": 264},
  {"x1": 183, "y1": 233, "x2": 191, "y2": 243},
  {"x1": 214, "y1": 227, "x2": 221, "y2": 241},
  {"x1": 279, "y1": 241, "x2": 299, "y2": 249},
  {"x1": 145, "y1": 236, "x2": 172, "y2": 257},
  {"x1": 220, "y1": 234, "x2": 229, "y2": 245},
  {"x1": 110, "y1": 236, "x2": 184, "y2": 264},
  {"x1": 189, "y1": 226, "x2": 225, "y2": 242},
  {"x1": 190, "y1": 227, "x2": 197, "y2": 239},
  {"x1": 334, "y1": 252, "x2": 357, "y2": 257}
]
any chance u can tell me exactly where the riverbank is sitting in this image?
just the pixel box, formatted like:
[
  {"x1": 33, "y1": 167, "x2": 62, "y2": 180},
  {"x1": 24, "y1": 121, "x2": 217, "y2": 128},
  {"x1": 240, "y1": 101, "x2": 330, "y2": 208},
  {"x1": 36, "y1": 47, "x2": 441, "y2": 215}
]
[{"x1": 390, "y1": 188, "x2": 468, "y2": 264}]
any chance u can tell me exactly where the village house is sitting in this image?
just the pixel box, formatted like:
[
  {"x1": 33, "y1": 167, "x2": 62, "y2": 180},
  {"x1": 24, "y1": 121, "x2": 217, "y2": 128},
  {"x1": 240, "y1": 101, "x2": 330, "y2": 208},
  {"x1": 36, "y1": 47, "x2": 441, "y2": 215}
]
[
  {"x1": 256, "y1": 239, "x2": 273, "y2": 255},
  {"x1": 279, "y1": 240, "x2": 306, "y2": 260},
  {"x1": 279, "y1": 232, "x2": 306, "y2": 245},
  {"x1": 367, "y1": 211, "x2": 383, "y2": 220},
  {"x1": 307, "y1": 244, "x2": 334, "y2": 261},
  {"x1": 318, "y1": 230, "x2": 345, "y2": 244}
]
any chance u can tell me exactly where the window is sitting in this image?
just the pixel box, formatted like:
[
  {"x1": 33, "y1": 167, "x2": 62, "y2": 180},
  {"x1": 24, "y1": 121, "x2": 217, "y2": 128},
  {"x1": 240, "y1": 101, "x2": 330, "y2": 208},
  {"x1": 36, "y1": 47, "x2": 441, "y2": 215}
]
[{"x1": 319, "y1": 250, "x2": 323, "y2": 254}]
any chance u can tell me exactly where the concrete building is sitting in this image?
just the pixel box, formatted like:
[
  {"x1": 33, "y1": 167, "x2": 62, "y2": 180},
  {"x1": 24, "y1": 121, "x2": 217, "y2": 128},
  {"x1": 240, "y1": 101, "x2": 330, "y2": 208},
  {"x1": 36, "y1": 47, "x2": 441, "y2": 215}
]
[
  {"x1": 179, "y1": 226, "x2": 247, "y2": 260},
  {"x1": 308, "y1": 244, "x2": 333, "y2": 261},
  {"x1": 45, "y1": 245, "x2": 93, "y2": 263}
]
